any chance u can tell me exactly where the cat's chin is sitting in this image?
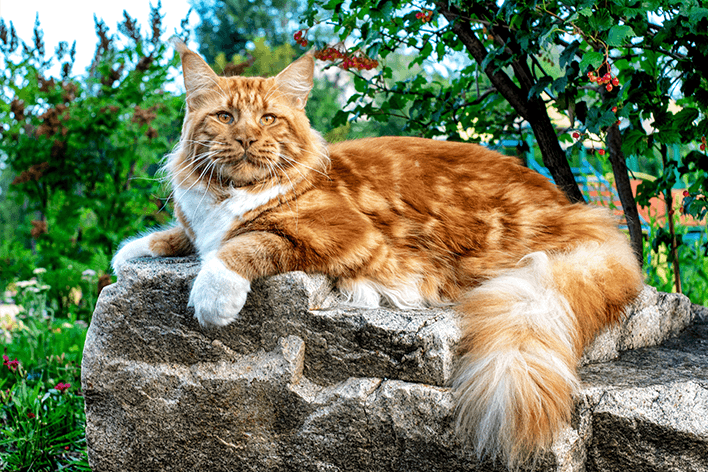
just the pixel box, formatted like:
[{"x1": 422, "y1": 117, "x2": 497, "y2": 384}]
[{"x1": 213, "y1": 160, "x2": 272, "y2": 188}]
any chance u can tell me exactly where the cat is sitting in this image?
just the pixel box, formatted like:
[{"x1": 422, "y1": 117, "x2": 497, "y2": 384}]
[{"x1": 112, "y1": 39, "x2": 643, "y2": 469}]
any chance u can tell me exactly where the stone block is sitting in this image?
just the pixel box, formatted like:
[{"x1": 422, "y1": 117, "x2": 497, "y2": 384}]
[{"x1": 82, "y1": 257, "x2": 707, "y2": 471}]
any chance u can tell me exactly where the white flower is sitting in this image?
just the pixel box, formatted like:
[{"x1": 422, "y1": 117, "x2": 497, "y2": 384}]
[
  {"x1": 0, "y1": 304, "x2": 22, "y2": 318},
  {"x1": 0, "y1": 304, "x2": 25, "y2": 334},
  {"x1": 82, "y1": 269, "x2": 97, "y2": 279},
  {"x1": 33, "y1": 268, "x2": 47, "y2": 275},
  {"x1": 15, "y1": 278, "x2": 38, "y2": 288}
]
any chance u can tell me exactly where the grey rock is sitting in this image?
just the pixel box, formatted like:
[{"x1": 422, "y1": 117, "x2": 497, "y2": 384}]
[
  {"x1": 82, "y1": 257, "x2": 708, "y2": 471},
  {"x1": 580, "y1": 284, "x2": 694, "y2": 365}
]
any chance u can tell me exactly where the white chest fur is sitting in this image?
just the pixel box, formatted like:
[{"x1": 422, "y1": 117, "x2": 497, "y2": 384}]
[{"x1": 174, "y1": 183, "x2": 287, "y2": 259}]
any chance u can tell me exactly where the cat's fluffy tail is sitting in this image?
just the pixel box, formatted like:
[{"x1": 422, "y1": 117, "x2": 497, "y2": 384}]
[{"x1": 453, "y1": 230, "x2": 642, "y2": 468}]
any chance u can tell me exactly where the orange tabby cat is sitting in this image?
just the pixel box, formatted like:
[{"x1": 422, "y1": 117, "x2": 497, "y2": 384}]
[{"x1": 112, "y1": 40, "x2": 643, "y2": 468}]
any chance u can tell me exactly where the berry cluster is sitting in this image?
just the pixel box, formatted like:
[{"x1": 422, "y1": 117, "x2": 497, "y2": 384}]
[
  {"x1": 314, "y1": 47, "x2": 346, "y2": 62},
  {"x1": 314, "y1": 47, "x2": 379, "y2": 71},
  {"x1": 701, "y1": 136, "x2": 707, "y2": 152},
  {"x1": 571, "y1": 131, "x2": 606, "y2": 155},
  {"x1": 587, "y1": 70, "x2": 620, "y2": 92},
  {"x1": 416, "y1": 10, "x2": 433, "y2": 22},
  {"x1": 293, "y1": 30, "x2": 308, "y2": 48}
]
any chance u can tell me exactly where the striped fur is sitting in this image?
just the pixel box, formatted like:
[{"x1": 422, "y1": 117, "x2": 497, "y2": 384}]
[{"x1": 112, "y1": 42, "x2": 644, "y2": 468}]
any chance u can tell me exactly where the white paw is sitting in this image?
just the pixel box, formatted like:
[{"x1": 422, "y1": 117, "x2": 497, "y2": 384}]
[
  {"x1": 189, "y1": 258, "x2": 251, "y2": 327},
  {"x1": 112, "y1": 235, "x2": 156, "y2": 274}
]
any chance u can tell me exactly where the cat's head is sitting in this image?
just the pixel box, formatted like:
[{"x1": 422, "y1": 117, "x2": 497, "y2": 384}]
[{"x1": 169, "y1": 39, "x2": 327, "y2": 191}]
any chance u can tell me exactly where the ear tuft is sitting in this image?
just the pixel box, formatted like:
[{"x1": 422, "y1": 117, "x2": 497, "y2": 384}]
[
  {"x1": 171, "y1": 38, "x2": 219, "y2": 103},
  {"x1": 275, "y1": 53, "x2": 315, "y2": 109},
  {"x1": 169, "y1": 36, "x2": 190, "y2": 54}
]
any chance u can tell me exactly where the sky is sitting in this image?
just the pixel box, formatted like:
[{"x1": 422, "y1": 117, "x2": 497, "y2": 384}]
[{"x1": 0, "y1": 0, "x2": 197, "y2": 76}]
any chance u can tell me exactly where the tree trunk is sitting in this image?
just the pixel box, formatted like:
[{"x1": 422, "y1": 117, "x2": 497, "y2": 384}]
[
  {"x1": 527, "y1": 101, "x2": 585, "y2": 203},
  {"x1": 437, "y1": 3, "x2": 585, "y2": 204},
  {"x1": 607, "y1": 123, "x2": 644, "y2": 265}
]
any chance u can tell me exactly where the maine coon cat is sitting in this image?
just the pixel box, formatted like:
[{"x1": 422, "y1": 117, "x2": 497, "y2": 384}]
[{"x1": 112, "y1": 40, "x2": 643, "y2": 468}]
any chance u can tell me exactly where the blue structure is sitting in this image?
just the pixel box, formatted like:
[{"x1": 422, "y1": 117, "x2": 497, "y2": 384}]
[{"x1": 491, "y1": 138, "x2": 652, "y2": 238}]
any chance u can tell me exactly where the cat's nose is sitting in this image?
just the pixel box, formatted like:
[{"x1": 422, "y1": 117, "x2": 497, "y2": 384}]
[{"x1": 236, "y1": 137, "x2": 257, "y2": 149}]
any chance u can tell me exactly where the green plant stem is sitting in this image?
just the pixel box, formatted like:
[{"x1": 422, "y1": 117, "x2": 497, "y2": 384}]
[{"x1": 661, "y1": 144, "x2": 682, "y2": 293}]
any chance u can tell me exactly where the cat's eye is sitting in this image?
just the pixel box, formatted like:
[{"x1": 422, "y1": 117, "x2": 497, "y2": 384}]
[
  {"x1": 216, "y1": 112, "x2": 234, "y2": 124},
  {"x1": 260, "y1": 114, "x2": 276, "y2": 126}
]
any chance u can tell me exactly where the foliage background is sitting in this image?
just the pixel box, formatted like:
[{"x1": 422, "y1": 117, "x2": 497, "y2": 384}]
[{"x1": 0, "y1": 0, "x2": 707, "y2": 469}]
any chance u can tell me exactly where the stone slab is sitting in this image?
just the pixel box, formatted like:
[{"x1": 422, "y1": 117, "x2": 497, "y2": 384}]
[{"x1": 82, "y1": 257, "x2": 706, "y2": 471}]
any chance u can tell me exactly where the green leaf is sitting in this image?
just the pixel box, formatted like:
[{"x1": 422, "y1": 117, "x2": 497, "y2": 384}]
[
  {"x1": 587, "y1": 10, "x2": 612, "y2": 31},
  {"x1": 559, "y1": 40, "x2": 581, "y2": 69},
  {"x1": 688, "y1": 6, "x2": 708, "y2": 23},
  {"x1": 621, "y1": 128, "x2": 648, "y2": 156},
  {"x1": 527, "y1": 76, "x2": 553, "y2": 99},
  {"x1": 436, "y1": 41, "x2": 446, "y2": 61},
  {"x1": 579, "y1": 51, "x2": 604, "y2": 71},
  {"x1": 420, "y1": 41, "x2": 433, "y2": 60},
  {"x1": 606, "y1": 25, "x2": 635, "y2": 47},
  {"x1": 674, "y1": 107, "x2": 700, "y2": 131}
]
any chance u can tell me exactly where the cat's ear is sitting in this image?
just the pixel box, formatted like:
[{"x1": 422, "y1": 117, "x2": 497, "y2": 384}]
[
  {"x1": 171, "y1": 38, "x2": 219, "y2": 104},
  {"x1": 275, "y1": 53, "x2": 314, "y2": 110}
]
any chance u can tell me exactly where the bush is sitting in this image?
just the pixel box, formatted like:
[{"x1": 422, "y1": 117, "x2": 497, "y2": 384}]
[{"x1": 0, "y1": 5, "x2": 186, "y2": 318}]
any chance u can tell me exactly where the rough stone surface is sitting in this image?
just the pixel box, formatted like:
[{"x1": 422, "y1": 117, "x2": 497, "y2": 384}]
[{"x1": 82, "y1": 257, "x2": 707, "y2": 471}]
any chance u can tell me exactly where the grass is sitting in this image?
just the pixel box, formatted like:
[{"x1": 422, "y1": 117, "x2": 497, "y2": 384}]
[{"x1": 1, "y1": 273, "x2": 91, "y2": 471}]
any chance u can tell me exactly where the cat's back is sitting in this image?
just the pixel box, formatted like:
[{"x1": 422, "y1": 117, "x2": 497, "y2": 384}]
[
  {"x1": 327, "y1": 136, "x2": 516, "y2": 169},
  {"x1": 325, "y1": 136, "x2": 566, "y2": 205}
]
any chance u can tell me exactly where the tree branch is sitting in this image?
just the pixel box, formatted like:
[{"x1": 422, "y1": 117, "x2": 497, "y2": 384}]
[
  {"x1": 436, "y1": 1, "x2": 585, "y2": 203},
  {"x1": 607, "y1": 123, "x2": 644, "y2": 265}
]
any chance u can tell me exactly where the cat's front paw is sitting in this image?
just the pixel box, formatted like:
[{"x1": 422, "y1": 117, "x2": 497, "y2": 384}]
[
  {"x1": 112, "y1": 235, "x2": 156, "y2": 274},
  {"x1": 189, "y1": 258, "x2": 251, "y2": 327}
]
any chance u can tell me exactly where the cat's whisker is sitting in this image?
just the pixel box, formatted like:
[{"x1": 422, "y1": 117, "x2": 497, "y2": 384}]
[
  {"x1": 169, "y1": 153, "x2": 220, "y2": 190},
  {"x1": 277, "y1": 153, "x2": 329, "y2": 180},
  {"x1": 263, "y1": 160, "x2": 297, "y2": 229},
  {"x1": 272, "y1": 161, "x2": 299, "y2": 227},
  {"x1": 273, "y1": 155, "x2": 314, "y2": 188},
  {"x1": 175, "y1": 157, "x2": 218, "y2": 203},
  {"x1": 192, "y1": 160, "x2": 218, "y2": 214},
  {"x1": 277, "y1": 140, "x2": 331, "y2": 172},
  {"x1": 183, "y1": 139, "x2": 227, "y2": 147}
]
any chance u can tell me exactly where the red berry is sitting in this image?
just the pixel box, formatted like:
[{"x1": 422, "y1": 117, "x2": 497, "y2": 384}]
[
  {"x1": 300, "y1": 40, "x2": 308, "y2": 47},
  {"x1": 606, "y1": 84, "x2": 613, "y2": 92},
  {"x1": 294, "y1": 31, "x2": 302, "y2": 41},
  {"x1": 701, "y1": 143, "x2": 706, "y2": 151},
  {"x1": 597, "y1": 149, "x2": 606, "y2": 155},
  {"x1": 612, "y1": 106, "x2": 617, "y2": 113},
  {"x1": 683, "y1": 190, "x2": 690, "y2": 197},
  {"x1": 573, "y1": 132, "x2": 580, "y2": 139},
  {"x1": 612, "y1": 77, "x2": 620, "y2": 86}
]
